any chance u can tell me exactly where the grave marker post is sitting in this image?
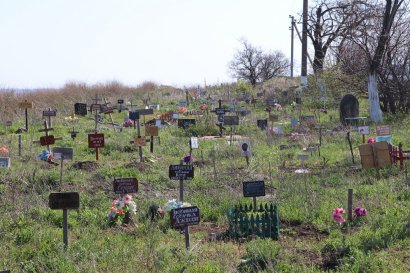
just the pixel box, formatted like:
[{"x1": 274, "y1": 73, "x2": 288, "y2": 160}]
[
  {"x1": 53, "y1": 147, "x2": 73, "y2": 184},
  {"x1": 348, "y1": 189, "x2": 353, "y2": 222},
  {"x1": 18, "y1": 134, "x2": 22, "y2": 156},
  {"x1": 18, "y1": 100, "x2": 33, "y2": 132},
  {"x1": 169, "y1": 162, "x2": 194, "y2": 249},
  {"x1": 210, "y1": 99, "x2": 229, "y2": 137},
  {"x1": 43, "y1": 107, "x2": 57, "y2": 128},
  {"x1": 243, "y1": 181, "x2": 266, "y2": 212},
  {"x1": 49, "y1": 192, "x2": 79, "y2": 249},
  {"x1": 347, "y1": 132, "x2": 355, "y2": 164},
  {"x1": 33, "y1": 121, "x2": 63, "y2": 152},
  {"x1": 103, "y1": 97, "x2": 117, "y2": 132},
  {"x1": 90, "y1": 94, "x2": 103, "y2": 132}
]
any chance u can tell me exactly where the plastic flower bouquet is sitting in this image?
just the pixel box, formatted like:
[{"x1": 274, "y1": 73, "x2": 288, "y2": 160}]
[
  {"x1": 37, "y1": 150, "x2": 54, "y2": 164},
  {"x1": 107, "y1": 194, "x2": 137, "y2": 225},
  {"x1": 163, "y1": 199, "x2": 191, "y2": 213}
]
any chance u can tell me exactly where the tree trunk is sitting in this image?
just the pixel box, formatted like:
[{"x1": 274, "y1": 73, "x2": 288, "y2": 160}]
[{"x1": 368, "y1": 72, "x2": 383, "y2": 122}]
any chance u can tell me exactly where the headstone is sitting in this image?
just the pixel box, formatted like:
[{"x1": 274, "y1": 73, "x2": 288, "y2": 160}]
[
  {"x1": 257, "y1": 119, "x2": 268, "y2": 130},
  {"x1": 74, "y1": 103, "x2": 87, "y2": 116},
  {"x1": 340, "y1": 94, "x2": 359, "y2": 125},
  {"x1": 240, "y1": 141, "x2": 251, "y2": 157},
  {"x1": 145, "y1": 126, "x2": 159, "y2": 136},
  {"x1": 376, "y1": 125, "x2": 390, "y2": 136}
]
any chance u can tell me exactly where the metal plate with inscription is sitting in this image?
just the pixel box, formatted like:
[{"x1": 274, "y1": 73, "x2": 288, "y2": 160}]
[
  {"x1": 52, "y1": 147, "x2": 73, "y2": 160},
  {"x1": 223, "y1": 116, "x2": 239, "y2": 126},
  {"x1": 0, "y1": 157, "x2": 10, "y2": 168},
  {"x1": 169, "y1": 165, "x2": 194, "y2": 180},
  {"x1": 243, "y1": 181, "x2": 265, "y2": 197},
  {"x1": 74, "y1": 103, "x2": 87, "y2": 116},
  {"x1": 170, "y1": 206, "x2": 200, "y2": 228},
  {"x1": 113, "y1": 178, "x2": 138, "y2": 194},
  {"x1": 145, "y1": 126, "x2": 159, "y2": 136},
  {"x1": 49, "y1": 192, "x2": 79, "y2": 210},
  {"x1": 88, "y1": 133, "x2": 105, "y2": 148}
]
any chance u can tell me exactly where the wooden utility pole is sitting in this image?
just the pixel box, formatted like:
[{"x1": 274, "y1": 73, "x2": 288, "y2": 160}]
[{"x1": 301, "y1": 0, "x2": 308, "y2": 87}]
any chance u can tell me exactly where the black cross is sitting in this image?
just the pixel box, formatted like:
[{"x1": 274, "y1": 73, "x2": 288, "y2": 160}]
[{"x1": 210, "y1": 100, "x2": 229, "y2": 137}]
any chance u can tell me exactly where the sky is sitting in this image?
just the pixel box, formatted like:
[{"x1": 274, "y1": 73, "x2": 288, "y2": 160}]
[{"x1": 0, "y1": 0, "x2": 302, "y2": 89}]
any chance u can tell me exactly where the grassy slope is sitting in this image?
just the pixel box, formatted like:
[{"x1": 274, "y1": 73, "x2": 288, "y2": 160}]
[{"x1": 0, "y1": 85, "x2": 409, "y2": 273}]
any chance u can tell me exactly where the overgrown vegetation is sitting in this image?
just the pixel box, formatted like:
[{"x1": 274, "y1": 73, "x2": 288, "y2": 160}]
[{"x1": 0, "y1": 79, "x2": 409, "y2": 272}]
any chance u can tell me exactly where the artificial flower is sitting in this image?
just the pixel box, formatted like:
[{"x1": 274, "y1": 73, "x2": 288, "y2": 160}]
[
  {"x1": 332, "y1": 207, "x2": 346, "y2": 224},
  {"x1": 354, "y1": 207, "x2": 368, "y2": 217},
  {"x1": 0, "y1": 146, "x2": 9, "y2": 154},
  {"x1": 122, "y1": 194, "x2": 132, "y2": 205}
]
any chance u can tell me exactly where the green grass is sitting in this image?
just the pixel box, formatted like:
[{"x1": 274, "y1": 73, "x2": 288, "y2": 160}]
[{"x1": 1, "y1": 84, "x2": 410, "y2": 272}]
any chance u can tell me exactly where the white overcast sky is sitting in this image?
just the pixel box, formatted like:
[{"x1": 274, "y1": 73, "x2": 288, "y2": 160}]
[{"x1": 0, "y1": 0, "x2": 303, "y2": 89}]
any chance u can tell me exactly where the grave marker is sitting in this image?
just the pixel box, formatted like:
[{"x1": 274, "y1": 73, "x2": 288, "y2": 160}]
[
  {"x1": 102, "y1": 97, "x2": 117, "y2": 132},
  {"x1": 0, "y1": 157, "x2": 10, "y2": 168},
  {"x1": 53, "y1": 147, "x2": 73, "y2": 184},
  {"x1": 170, "y1": 206, "x2": 200, "y2": 228},
  {"x1": 178, "y1": 119, "x2": 196, "y2": 129},
  {"x1": 113, "y1": 178, "x2": 138, "y2": 194},
  {"x1": 169, "y1": 165, "x2": 194, "y2": 180},
  {"x1": 88, "y1": 133, "x2": 105, "y2": 160},
  {"x1": 43, "y1": 108, "x2": 57, "y2": 128},
  {"x1": 243, "y1": 181, "x2": 265, "y2": 211},
  {"x1": 210, "y1": 100, "x2": 230, "y2": 137},
  {"x1": 74, "y1": 103, "x2": 87, "y2": 116},
  {"x1": 145, "y1": 125, "x2": 159, "y2": 153},
  {"x1": 18, "y1": 100, "x2": 33, "y2": 131},
  {"x1": 33, "y1": 121, "x2": 63, "y2": 152},
  {"x1": 340, "y1": 94, "x2": 359, "y2": 125},
  {"x1": 240, "y1": 141, "x2": 251, "y2": 166},
  {"x1": 49, "y1": 192, "x2": 79, "y2": 248},
  {"x1": 170, "y1": 160, "x2": 195, "y2": 249},
  {"x1": 359, "y1": 141, "x2": 391, "y2": 179},
  {"x1": 257, "y1": 119, "x2": 268, "y2": 130}
]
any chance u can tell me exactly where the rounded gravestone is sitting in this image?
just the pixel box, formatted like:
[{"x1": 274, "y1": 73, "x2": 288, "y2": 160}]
[{"x1": 340, "y1": 94, "x2": 359, "y2": 125}]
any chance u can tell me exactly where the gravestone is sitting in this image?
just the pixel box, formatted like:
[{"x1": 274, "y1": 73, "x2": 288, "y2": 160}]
[{"x1": 340, "y1": 94, "x2": 359, "y2": 125}]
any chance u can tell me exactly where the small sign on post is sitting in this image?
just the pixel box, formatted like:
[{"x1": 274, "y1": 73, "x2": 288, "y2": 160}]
[
  {"x1": 53, "y1": 147, "x2": 74, "y2": 184},
  {"x1": 178, "y1": 119, "x2": 196, "y2": 129},
  {"x1": 19, "y1": 100, "x2": 33, "y2": 132},
  {"x1": 49, "y1": 192, "x2": 80, "y2": 249},
  {"x1": 0, "y1": 157, "x2": 10, "y2": 168},
  {"x1": 88, "y1": 133, "x2": 105, "y2": 160},
  {"x1": 243, "y1": 181, "x2": 265, "y2": 212},
  {"x1": 169, "y1": 165, "x2": 194, "y2": 180},
  {"x1": 170, "y1": 206, "x2": 200, "y2": 228},
  {"x1": 113, "y1": 178, "x2": 138, "y2": 194},
  {"x1": 240, "y1": 141, "x2": 252, "y2": 166}
]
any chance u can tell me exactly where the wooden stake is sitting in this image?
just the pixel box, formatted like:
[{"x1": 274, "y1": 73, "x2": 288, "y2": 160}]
[
  {"x1": 63, "y1": 209, "x2": 68, "y2": 249},
  {"x1": 18, "y1": 134, "x2": 21, "y2": 156},
  {"x1": 347, "y1": 132, "x2": 354, "y2": 164},
  {"x1": 348, "y1": 189, "x2": 353, "y2": 222}
]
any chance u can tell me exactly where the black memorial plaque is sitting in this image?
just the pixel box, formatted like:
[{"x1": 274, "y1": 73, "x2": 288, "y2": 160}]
[
  {"x1": 169, "y1": 165, "x2": 194, "y2": 180},
  {"x1": 257, "y1": 119, "x2": 268, "y2": 130},
  {"x1": 243, "y1": 181, "x2": 266, "y2": 197},
  {"x1": 178, "y1": 119, "x2": 196, "y2": 129},
  {"x1": 223, "y1": 116, "x2": 239, "y2": 126},
  {"x1": 129, "y1": 111, "x2": 140, "y2": 121},
  {"x1": 49, "y1": 192, "x2": 80, "y2": 210},
  {"x1": 170, "y1": 206, "x2": 200, "y2": 228},
  {"x1": 74, "y1": 103, "x2": 87, "y2": 116},
  {"x1": 113, "y1": 178, "x2": 138, "y2": 194}
]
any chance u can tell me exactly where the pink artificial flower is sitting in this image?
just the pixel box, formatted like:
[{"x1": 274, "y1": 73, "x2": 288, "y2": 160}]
[
  {"x1": 122, "y1": 194, "x2": 132, "y2": 205},
  {"x1": 112, "y1": 199, "x2": 119, "y2": 207},
  {"x1": 0, "y1": 146, "x2": 9, "y2": 154},
  {"x1": 332, "y1": 207, "x2": 346, "y2": 224},
  {"x1": 354, "y1": 207, "x2": 368, "y2": 217},
  {"x1": 178, "y1": 107, "x2": 187, "y2": 113},
  {"x1": 368, "y1": 138, "x2": 376, "y2": 143},
  {"x1": 199, "y1": 104, "x2": 207, "y2": 110}
]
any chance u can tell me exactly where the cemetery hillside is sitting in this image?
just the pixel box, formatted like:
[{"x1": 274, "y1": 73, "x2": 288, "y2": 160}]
[{"x1": 0, "y1": 77, "x2": 410, "y2": 273}]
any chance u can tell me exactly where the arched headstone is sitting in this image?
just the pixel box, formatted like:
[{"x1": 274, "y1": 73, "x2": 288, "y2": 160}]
[{"x1": 340, "y1": 94, "x2": 359, "y2": 125}]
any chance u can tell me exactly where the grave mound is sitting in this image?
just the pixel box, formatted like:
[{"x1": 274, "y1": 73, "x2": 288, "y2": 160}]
[{"x1": 71, "y1": 161, "x2": 98, "y2": 171}]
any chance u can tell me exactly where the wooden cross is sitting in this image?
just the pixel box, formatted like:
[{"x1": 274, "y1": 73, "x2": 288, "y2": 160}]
[
  {"x1": 210, "y1": 100, "x2": 229, "y2": 137},
  {"x1": 90, "y1": 94, "x2": 103, "y2": 132},
  {"x1": 128, "y1": 100, "x2": 138, "y2": 112},
  {"x1": 70, "y1": 127, "x2": 79, "y2": 140},
  {"x1": 102, "y1": 97, "x2": 117, "y2": 132},
  {"x1": 33, "y1": 121, "x2": 62, "y2": 152}
]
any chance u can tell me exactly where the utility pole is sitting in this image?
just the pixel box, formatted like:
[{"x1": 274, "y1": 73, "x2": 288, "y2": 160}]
[
  {"x1": 289, "y1": 15, "x2": 296, "y2": 79},
  {"x1": 301, "y1": 0, "x2": 308, "y2": 87}
]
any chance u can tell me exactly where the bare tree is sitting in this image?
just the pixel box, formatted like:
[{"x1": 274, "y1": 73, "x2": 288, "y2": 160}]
[
  {"x1": 229, "y1": 40, "x2": 289, "y2": 86},
  {"x1": 306, "y1": 0, "x2": 356, "y2": 73}
]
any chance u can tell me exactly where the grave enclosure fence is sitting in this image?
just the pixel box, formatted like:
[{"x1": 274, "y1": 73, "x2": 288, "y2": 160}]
[{"x1": 227, "y1": 203, "x2": 279, "y2": 240}]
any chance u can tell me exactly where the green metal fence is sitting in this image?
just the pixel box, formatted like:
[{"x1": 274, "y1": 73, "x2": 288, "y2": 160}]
[{"x1": 227, "y1": 203, "x2": 279, "y2": 240}]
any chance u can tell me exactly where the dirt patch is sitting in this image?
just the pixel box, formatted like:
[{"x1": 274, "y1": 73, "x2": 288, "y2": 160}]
[
  {"x1": 189, "y1": 222, "x2": 230, "y2": 242},
  {"x1": 124, "y1": 162, "x2": 149, "y2": 172},
  {"x1": 71, "y1": 161, "x2": 99, "y2": 172},
  {"x1": 281, "y1": 220, "x2": 329, "y2": 239},
  {"x1": 198, "y1": 135, "x2": 246, "y2": 140}
]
